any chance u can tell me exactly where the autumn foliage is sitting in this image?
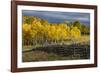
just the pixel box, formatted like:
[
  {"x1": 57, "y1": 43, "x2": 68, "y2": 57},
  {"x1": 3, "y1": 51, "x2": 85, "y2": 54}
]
[{"x1": 22, "y1": 16, "x2": 89, "y2": 45}]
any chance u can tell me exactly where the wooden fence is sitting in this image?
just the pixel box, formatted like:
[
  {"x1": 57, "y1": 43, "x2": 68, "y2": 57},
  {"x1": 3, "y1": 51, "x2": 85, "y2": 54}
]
[{"x1": 23, "y1": 43, "x2": 90, "y2": 59}]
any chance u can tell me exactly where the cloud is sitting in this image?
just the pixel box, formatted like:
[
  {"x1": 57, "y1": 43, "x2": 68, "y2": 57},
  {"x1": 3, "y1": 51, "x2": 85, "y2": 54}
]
[{"x1": 22, "y1": 10, "x2": 90, "y2": 24}]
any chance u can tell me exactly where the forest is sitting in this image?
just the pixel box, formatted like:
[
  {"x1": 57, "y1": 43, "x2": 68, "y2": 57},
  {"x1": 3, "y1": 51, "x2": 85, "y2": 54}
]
[{"x1": 22, "y1": 16, "x2": 90, "y2": 62}]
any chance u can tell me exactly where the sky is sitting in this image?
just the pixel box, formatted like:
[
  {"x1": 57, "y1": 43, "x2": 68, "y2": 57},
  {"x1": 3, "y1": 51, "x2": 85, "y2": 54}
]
[{"x1": 22, "y1": 10, "x2": 90, "y2": 25}]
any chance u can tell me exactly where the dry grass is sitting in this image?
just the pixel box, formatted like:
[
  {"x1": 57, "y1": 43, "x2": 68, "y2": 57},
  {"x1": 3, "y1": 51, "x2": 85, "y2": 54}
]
[
  {"x1": 22, "y1": 35, "x2": 90, "y2": 62},
  {"x1": 22, "y1": 50, "x2": 82, "y2": 62}
]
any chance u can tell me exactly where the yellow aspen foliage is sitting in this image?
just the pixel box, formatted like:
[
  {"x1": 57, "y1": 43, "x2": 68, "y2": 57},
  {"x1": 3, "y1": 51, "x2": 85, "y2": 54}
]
[
  {"x1": 22, "y1": 24, "x2": 31, "y2": 32},
  {"x1": 70, "y1": 27, "x2": 81, "y2": 39},
  {"x1": 22, "y1": 24, "x2": 37, "y2": 40},
  {"x1": 22, "y1": 16, "x2": 82, "y2": 44}
]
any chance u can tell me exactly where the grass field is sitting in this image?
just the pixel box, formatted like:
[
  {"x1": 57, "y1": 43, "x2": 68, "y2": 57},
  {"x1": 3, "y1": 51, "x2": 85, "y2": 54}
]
[
  {"x1": 22, "y1": 35, "x2": 90, "y2": 62},
  {"x1": 22, "y1": 51, "x2": 81, "y2": 62}
]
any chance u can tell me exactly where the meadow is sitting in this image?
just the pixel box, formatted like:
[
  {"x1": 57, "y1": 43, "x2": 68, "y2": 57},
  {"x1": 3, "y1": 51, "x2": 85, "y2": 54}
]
[{"x1": 22, "y1": 16, "x2": 90, "y2": 62}]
